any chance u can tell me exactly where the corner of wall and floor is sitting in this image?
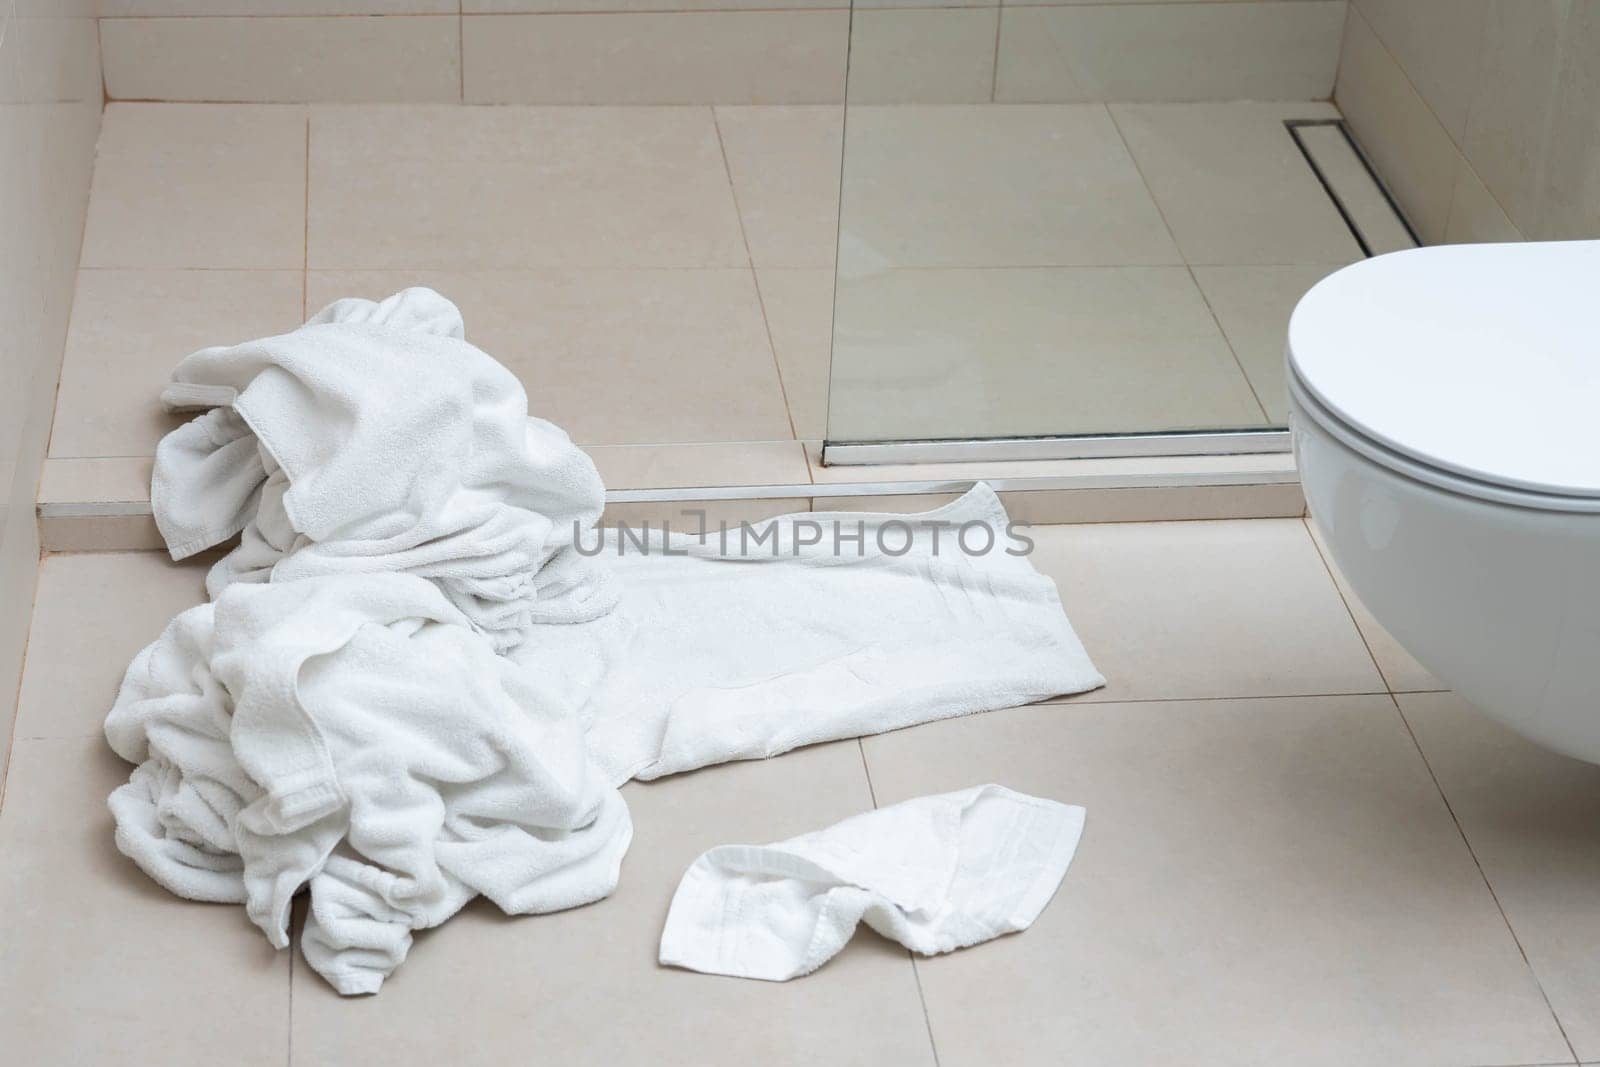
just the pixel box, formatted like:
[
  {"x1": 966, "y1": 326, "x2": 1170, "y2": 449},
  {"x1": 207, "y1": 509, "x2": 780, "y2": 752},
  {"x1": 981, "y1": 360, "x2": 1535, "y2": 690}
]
[
  {"x1": 0, "y1": 1, "x2": 103, "y2": 801},
  {"x1": 1333, "y1": 0, "x2": 1599, "y2": 246}
]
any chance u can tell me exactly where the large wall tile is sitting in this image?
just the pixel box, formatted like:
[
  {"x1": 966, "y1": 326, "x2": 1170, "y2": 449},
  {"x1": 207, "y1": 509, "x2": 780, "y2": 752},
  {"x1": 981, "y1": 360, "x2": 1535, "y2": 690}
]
[
  {"x1": 846, "y1": 9, "x2": 998, "y2": 105},
  {"x1": 1462, "y1": 0, "x2": 1570, "y2": 237},
  {"x1": 1334, "y1": 5, "x2": 1461, "y2": 242},
  {"x1": 1443, "y1": 158, "x2": 1522, "y2": 243},
  {"x1": 100, "y1": 2, "x2": 452, "y2": 13},
  {"x1": 1353, "y1": 0, "x2": 1488, "y2": 140},
  {"x1": 1537, "y1": 0, "x2": 1600, "y2": 239},
  {"x1": 0, "y1": 5, "x2": 100, "y2": 792},
  {"x1": 463, "y1": 12, "x2": 849, "y2": 104},
  {"x1": 467, "y1": 0, "x2": 840, "y2": 9},
  {"x1": 995, "y1": 1, "x2": 1345, "y2": 103},
  {"x1": 101, "y1": 15, "x2": 461, "y2": 103}
]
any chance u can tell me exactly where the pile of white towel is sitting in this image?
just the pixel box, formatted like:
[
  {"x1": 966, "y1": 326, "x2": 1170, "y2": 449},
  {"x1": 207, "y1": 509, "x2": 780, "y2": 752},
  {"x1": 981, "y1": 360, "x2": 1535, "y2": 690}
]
[{"x1": 103, "y1": 288, "x2": 1104, "y2": 994}]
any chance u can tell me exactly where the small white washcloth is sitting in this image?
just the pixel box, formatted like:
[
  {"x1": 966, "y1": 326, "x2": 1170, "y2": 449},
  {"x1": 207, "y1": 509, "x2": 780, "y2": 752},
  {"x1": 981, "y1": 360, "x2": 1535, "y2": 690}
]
[{"x1": 658, "y1": 784, "x2": 1084, "y2": 981}]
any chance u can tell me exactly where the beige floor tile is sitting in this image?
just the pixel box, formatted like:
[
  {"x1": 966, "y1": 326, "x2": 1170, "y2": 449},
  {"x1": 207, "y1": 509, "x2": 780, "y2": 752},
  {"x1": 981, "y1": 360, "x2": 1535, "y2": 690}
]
[
  {"x1": 100, "y1": 14, "x2": 461, "y2": 104},
  {"x1": 51, "y1": 269, "x2": 305, "y2": 459},
  {"x1": 715, "y1": 106, "x2": 842, "y2": 269},
  {"x1": 1109, "y1": 101, "x2": 1364, "y2": 266},
  {"x1": 755, "y1": 267, "x2": 833, "y2": 440},
  {"x1": 995, "y1": 0, "x2": 1345, "y2": 104},
  {"x1": 1402, "y1": 690, "x2": 1600, "y2": 1058},
  {"x1": 860, "y1": 696, "x2": 1571, "y2": 1066},
  {"x1": 14, "y1": 552, "x2": 209, "y2": 739},
  {"x1": 307, "y1": 269, "x2": 793, "y2": 445},
  {"x1": 826, "y1": 267, "x2": 1266, "y2": 441},
  {"x1": 81, "y1": 103, "x2": 307, "y2": 269},
  {"x1": 602, "y1": 496, "x2": 812, "y2": 530},
  {"x1": 1305, "y1": 517, "x2": 1445, "y2": 693},
  {"x1": 1029, "y1": 518, "x2": 1384, "y2": 701},
  {"x1": 588, "y1": 439, "x2": 809, "y2": 489},
  {"x1": 308, "y1": 105, "x2": 747, "y2": 270},
  {"x1": 1191, "y1": 263, "x2": 1346, "y2": 424},
  {"x1": 462, "y1": 11, "x2": 848, "y2": 105},
  {"x1": 0, "y1": 736, "x2": 290, "y2": 1065},
  {"x1": 838, "y1": 104, "x2": 1180, "y2": 269},
  {"x1": 289, "y1": 740, "x2": 937, "y2": 1065}
]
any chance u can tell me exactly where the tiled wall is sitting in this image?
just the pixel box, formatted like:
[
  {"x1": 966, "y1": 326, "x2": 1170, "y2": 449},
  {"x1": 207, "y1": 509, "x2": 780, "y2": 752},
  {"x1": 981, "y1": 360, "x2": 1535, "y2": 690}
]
[
  {"x1": 0, "y1": 0, "x2": 102, "y2": 786},
  {"x1": 97, "y1": 1, "x2": 1348, "y2": 105},
  {"x1": 1335, "y1": 0, "x2": 1599, "y2": 244}
]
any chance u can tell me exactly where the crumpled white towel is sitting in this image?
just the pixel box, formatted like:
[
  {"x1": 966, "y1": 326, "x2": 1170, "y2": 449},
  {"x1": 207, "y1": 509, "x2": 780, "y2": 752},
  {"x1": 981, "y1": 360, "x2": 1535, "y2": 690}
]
[
  {"x1": 658, "y1": 784, "x2": 1084, "y2": 981},
  {"x1": 112, "y1": 286, "x2": 1105, "y2": 996},
  {"x1": 515, "y1": 486, "x2": 1104, "y2": 785},
  {"x1": 105, "y1": 572, "x2": 630, "y2": 996},
  {"x1": 152, "y1": 287, "x2": 615, "y2": 652}
]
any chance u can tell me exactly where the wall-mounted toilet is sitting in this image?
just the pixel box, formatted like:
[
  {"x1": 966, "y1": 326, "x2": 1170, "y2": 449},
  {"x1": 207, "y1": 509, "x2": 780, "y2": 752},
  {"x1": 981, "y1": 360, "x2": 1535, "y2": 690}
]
[{"x1": 1288, "y1": 240, "x2": 1600, "y2": 763}]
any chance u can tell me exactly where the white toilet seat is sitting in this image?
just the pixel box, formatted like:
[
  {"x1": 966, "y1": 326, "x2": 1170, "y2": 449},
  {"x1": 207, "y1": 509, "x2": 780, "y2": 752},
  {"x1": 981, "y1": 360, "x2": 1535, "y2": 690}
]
[
  {"x1": 1286, "y1": 367, "x2": 1600, "y2": 514},
  {"x1": 1288, "y1": 239, "x2": 1600, "y2": 503}
]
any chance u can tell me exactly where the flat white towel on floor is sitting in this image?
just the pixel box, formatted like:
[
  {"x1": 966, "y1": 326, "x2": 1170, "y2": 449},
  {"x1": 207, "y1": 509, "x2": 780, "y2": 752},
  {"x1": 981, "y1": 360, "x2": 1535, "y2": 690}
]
[
  {"x1": 513, "y1": 487, "x2": 1102, "y2": 785},
  {"x1": 110, "y1": 287, "x2": 1104, "y2": 995},
  {"x1": 105, "y1": 572, "x2": 629, "y2": 996},
  {"x1": 658, "y1": 784, "x2": 1085, "y2": 981}
]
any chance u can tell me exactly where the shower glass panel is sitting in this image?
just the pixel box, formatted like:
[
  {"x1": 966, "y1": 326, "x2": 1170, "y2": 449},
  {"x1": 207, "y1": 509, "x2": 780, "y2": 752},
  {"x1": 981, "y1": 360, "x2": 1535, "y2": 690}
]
[{"x1": 824, "y1": 3, "x2": 1409, "y2": 458}]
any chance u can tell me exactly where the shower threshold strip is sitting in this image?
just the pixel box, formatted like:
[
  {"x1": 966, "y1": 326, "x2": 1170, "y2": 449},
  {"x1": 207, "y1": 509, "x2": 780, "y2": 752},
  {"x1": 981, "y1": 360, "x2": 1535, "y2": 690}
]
[{"x1": 820, "y1": 430, "x2": 1291, "y2": 468}]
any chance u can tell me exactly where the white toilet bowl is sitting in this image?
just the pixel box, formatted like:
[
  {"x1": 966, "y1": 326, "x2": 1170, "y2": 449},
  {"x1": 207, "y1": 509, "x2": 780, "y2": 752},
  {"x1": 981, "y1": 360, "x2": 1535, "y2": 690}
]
[{"x1": 1287, "y1": 240, "x2": 1600, "y2": 763}]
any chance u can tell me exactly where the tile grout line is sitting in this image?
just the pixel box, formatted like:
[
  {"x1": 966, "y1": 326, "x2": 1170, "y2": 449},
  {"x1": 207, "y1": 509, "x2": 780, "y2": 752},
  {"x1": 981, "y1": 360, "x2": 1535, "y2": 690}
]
[
  {"x1": 284, "y1": 937, "x2": 295, "y2": 1067},
  {"x1": 709, "y1": 105, "x2": 806, "y2": 453},
  {"x1": 1388, "y1": 693, "x2": 1581, "y2": 1065},
  {"x1": 987, "y1": 5, "x2": 1003, "y2": 103},
  {"x1": 1298, "y1": 514, "x2": 1392, "y2": 692},
  {"x1": 859, "y1": 738, "x2": 944, "y2": 1067},
  {"x1": 1100, "y1": 104, "x2": 1273, "y2": 425},
  {"x1": 17, "y1": 688, "x2": 1452, "y2": 745},
  {"x1": 856, "y1": 738, "x2": 878, "y2": 809},
  {"x1": 301, "y1": 112, "x2": 310, "y2": 319},
  {"x1": 1188, "y1": 263, "x2": 1273, "y2": 423}
]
